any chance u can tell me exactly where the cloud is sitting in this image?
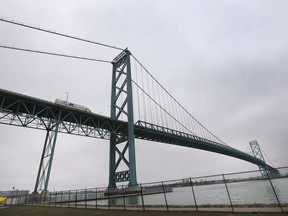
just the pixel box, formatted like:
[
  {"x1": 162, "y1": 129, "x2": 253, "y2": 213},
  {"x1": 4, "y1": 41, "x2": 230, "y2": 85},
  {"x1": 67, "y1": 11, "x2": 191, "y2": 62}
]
[{"x1": 0, "y1": 0, "x2": 287, "y2": 191}]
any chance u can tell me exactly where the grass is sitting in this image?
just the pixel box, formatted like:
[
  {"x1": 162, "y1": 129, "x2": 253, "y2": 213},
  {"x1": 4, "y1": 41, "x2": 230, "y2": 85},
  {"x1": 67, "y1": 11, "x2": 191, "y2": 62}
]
[{"x1": 0, "y1": 206, "x2": 286, "y2": 216}]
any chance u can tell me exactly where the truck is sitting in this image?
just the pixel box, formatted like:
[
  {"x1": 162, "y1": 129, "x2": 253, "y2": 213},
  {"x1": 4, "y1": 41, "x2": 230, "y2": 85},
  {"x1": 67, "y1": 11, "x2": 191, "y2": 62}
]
[{"x1": 55, "y1": 99, "x2": 91, "y2": 112}]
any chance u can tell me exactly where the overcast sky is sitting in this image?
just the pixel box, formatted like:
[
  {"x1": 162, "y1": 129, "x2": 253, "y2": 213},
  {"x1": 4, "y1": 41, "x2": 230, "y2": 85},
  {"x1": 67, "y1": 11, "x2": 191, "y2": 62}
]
[{"x1": 0, "y1": 0, "x2": 288, "y2": 192}]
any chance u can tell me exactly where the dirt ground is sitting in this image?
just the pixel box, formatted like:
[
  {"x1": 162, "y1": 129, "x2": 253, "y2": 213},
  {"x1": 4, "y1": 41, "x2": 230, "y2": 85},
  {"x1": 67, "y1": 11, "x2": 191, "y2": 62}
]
[{"x1": 0, "y1": 206, "x2": 286, "y2": 216}]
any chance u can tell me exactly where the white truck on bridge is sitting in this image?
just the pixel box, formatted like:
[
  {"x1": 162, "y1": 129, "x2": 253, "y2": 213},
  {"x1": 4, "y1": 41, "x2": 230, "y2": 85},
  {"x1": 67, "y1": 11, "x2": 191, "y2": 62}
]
[{"x1": 55, "y1": 99, "x2": 91, "y2": 112}]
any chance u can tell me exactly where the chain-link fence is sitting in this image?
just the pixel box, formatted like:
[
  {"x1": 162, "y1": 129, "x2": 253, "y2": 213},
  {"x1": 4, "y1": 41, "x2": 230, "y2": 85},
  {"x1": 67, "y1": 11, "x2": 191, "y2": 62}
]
[{"x1": 4, "y1": 166, "x2": 288, "y2": 213}]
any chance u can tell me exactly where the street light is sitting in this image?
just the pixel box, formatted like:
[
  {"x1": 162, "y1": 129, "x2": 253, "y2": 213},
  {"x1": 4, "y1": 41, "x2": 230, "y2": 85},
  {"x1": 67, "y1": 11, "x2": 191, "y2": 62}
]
[{"x1": 65, "y1": 92, "x2": 69, "y2": 105}]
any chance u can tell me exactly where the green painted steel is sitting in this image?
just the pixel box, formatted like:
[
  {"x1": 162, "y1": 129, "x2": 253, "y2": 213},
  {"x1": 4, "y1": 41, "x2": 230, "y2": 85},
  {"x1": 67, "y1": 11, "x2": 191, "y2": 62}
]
[
  {"x1": 0, "y1": 85, "x2": 280, "y2": 190},
  {"x1": 44, "y1": 121, "x2": 60, "y2": 191},
  {"x1": 249, "y1": 140, "x2": 280, "y2": 177},
  {"x1": 34, "y1": 117, "x2": 60, "y2": 192},
  {"x1": 126, "y1": 50, "x2": 137, "y2": 186},
  {"x1": 109, "y1": 49, "x2": 137, "y2": 187},
  {"x1": 0, "y1": 88, "x2": 127, "y2": 138},
  {"x1": 134, "y1": 121, "x2": 277, "y2": 171},
  {"x1": 0, "y1": 87, "x2": 279, "y2": 188},
  {"x1": 34, "y1": 127, "x2": 51, "y2": 192}
]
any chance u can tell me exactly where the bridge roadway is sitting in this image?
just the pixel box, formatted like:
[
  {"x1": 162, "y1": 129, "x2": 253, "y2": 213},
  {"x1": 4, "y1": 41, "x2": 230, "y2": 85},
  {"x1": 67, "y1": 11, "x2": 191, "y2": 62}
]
[{"x1": 0, "y1": 88, "x2": 272, "y2": 169}]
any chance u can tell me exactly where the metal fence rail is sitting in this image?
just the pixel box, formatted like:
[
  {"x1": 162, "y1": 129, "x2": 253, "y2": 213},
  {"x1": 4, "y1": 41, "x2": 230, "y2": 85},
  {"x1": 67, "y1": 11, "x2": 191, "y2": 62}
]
[{"x1": 4, "y1": 166, "x2": 288, "y2": 213}]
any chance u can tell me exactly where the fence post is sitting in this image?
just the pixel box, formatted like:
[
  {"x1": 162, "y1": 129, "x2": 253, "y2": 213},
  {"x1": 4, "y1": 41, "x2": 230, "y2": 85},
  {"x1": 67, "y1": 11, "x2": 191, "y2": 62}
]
[
  {"x1": 60, "y1": 191, "x2": 63, "y2": 207},
  {"x1": 75, "y1": 190, "x2": 78, "y2": 208},
  {"x1": 122, "y1": 185, "x2": 126, "y2": 210},
  {"x1": 161, "y1": 181, "x2": 169, "y2": 212},
  {"x1": 140, "y1": 184, "x2": 145, "y2": 211},
  {"x1": 85, "y1": 189, "x2": 87, "y2": 209},
  {"x1": 33, "y1": 194, "x2": 36, "y2": 206},
  {"x1": 54, "y1": 191, "x2": 57, "y2": 207},
  {"x1": 38, "y1": 192, "x2": 41, "y2": 206},
  {"x1": 32, "y1": 193, "x2": 36, "y2": 206},
  {"x1": 30, "y1": 193, "x2": 33, "y2": 206},
  {"x1": 189, "y1": 178, "x2": 198, "y2": 212},
  {"x1": 265, "y1": 169, "x2": 283, "y2": 213},
  {"x1": 95, "y1": 188, "x2": 98, "y2": 209},
  {"x1": 222, "y1": 174, "x2": 234, "y2": 213},
  {"x1": 48, "y1": 192, "x2": 51, "y2": 206},
  {"x1": 39, "y1": 193, "x2": 42, "y2": 206},
  {"x1": 34, "y1": 193, "x2": 36, "y2": 206},
  {"x1": 68, "y1": 190, "x2": 71, "y2": 208},
  {"x1": 21, "y1": 196, "x2": 24, "y2": 205},
  {"x1": 39, "y1": 193, "x2": 41, "y2": 206},
  {"x1": 24, "y1": 194, "x2": 28, "y2": 205},
  {"x1": 108, "y1": 187, "x2": 111, "y2": 210}
]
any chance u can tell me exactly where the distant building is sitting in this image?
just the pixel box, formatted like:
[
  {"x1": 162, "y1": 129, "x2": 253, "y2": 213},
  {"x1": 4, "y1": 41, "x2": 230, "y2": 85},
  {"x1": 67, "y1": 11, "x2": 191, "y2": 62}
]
[{"x1": 0, "y1": 190, "x2": 29, "y2": 197}]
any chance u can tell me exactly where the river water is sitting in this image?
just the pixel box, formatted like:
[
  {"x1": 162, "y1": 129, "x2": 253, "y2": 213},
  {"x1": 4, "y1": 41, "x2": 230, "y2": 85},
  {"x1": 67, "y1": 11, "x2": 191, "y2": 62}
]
[
  {"x1": 89, "y1": 177, "x2": 288, "y2": 207},
  {"x1": 5, "y1": 177, "x2": 288, "y2": 207}
]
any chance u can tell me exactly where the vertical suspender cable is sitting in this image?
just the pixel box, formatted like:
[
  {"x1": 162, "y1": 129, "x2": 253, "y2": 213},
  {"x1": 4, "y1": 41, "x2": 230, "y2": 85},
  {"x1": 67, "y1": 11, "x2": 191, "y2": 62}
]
[
  {"x1": 146, "y1": 72, "x2": 153, "y2": 123},
  {"x1": 152, "y1": 78, "x2": 159, "y2": 125},
  {"x1": 157, "y1": 83, "x2": 164, "y2": 126},
  {"x1": 140, "y1": 66, "x2": 147, "y2": 121},
  {"x1": 134, "y1": 60, "x2": 141, "y2": 121}
]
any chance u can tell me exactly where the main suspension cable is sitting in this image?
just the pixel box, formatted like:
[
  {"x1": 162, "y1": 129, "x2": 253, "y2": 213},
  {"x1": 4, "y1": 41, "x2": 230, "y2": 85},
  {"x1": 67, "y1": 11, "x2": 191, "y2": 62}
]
[
  {"x1": 0, "y1": 17, "x2": 124, "y2": 51},
  {"x1": 0, "y1": 45, "x2": 111, "y2": 63}
]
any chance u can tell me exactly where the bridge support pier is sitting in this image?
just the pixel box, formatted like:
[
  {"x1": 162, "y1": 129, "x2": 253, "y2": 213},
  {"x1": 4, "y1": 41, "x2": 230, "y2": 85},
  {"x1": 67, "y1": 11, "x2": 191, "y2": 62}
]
[
  {"x1": 109, "y1": 49, "x2": 138, "y2": 187},
  {"x1": 249, "y1": 140, "x2": 268, "y2": 176},
  {"x1": 249, "y1": 140, "x2": 280, "y2": 178},
  {"x1": 34, "y1": 118, "x2": 60, "y2": 193}
]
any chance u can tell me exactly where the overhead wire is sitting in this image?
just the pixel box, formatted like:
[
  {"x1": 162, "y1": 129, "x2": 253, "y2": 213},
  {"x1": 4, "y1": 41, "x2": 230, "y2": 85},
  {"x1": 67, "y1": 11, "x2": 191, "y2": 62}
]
[
  {"x1": 0, "y1": 17, "x2": 124, "y2": 51},
  {"x1": 0, "y1": 45, "x2": 111, "y2": 63},
  {"x1": 1, "y1": 16, "x2": 227, "y2": 145}
]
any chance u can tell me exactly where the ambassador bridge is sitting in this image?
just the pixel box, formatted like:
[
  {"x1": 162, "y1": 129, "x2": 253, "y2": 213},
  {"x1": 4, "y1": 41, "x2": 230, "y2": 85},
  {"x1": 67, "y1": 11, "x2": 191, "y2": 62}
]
[{"x1": 0, "y1": 18, "x2": 278, "y2": 193}]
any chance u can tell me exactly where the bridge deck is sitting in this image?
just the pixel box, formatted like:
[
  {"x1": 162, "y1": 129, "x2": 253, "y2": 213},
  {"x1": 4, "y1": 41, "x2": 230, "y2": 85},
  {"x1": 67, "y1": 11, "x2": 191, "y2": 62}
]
[
  {"x1": 0, "y1": 88, "x2": 128, "y2": 139},
  {"x1": 0, "y1": 88, "x2": 272, "y2": 169}
]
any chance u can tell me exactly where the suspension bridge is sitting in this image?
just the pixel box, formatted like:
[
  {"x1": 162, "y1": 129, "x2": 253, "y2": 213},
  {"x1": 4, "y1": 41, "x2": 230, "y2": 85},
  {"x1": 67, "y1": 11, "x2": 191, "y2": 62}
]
[{"x1": 0, "y1": 18, "x2": 279, "y2": 193}]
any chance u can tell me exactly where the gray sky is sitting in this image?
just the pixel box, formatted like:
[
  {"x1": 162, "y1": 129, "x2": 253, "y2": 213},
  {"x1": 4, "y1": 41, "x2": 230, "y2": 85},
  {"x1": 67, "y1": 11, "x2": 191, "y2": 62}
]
[{"x1": 0, "y1": 0, "x2": 288, "y2": 192}]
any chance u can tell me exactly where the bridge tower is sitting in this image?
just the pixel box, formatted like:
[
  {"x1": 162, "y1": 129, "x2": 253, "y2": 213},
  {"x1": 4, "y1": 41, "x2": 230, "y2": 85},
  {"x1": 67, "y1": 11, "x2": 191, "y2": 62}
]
[
  {"x1": 34, "y1": 117, "x2": 61, "y2": 193},
  {"x1": 249, "y1": 140, "x2": 268, "y2": 176},
  {"x1": 109, "y1": 49, "x2": 137, "y2": 187}
]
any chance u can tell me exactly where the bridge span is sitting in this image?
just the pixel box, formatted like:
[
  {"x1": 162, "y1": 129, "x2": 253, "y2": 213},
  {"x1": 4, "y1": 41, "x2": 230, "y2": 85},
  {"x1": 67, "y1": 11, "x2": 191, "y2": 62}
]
[
  {"x1": 0, "y1": 88, "x2": 273, "y2": 171},
  {"x1": 0, "y1": 16, "x2": 281, "y2": 193}
]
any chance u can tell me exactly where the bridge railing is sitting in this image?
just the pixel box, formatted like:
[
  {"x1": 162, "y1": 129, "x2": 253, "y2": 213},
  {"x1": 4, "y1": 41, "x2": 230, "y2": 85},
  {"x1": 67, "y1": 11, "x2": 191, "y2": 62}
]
[
  {"x1": 135, "y1": 120, "x2": 229, "y2": 148},
  {"x1": 4, "y1": 166, "x2": 288, "y2": 213}
]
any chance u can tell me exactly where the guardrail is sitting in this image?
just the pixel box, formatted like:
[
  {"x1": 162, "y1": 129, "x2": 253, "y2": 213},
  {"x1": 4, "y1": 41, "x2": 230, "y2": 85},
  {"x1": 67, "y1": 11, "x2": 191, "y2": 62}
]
[{"x1": 4, "y1": 166, "x2": 288, "y2": 213}]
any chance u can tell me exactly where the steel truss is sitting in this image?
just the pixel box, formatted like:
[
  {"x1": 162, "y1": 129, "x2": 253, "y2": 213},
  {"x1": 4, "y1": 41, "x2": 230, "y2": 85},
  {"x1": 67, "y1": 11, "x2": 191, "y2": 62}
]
[
  {"x1": 34, "y1": 119, "x2": 59, "y2": 192},
  {"x1": 1, "y1": 87, "x2": 279, "y2": 190},
  {"x1": 109, "y1": 49, "x2": 137, "y2": 187},
  {"x1": 249, "y1": 140, "x2": 269, "y2": 176},
  {"x1": 0, "y1": 88, "x2": 129, "y2": 192},
  {"x1": 135, "y1": 121, "x2": 276, "y2": 170},
  {"x1": 0, "y1": 88, "x2": 127, "y2": 139}
]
